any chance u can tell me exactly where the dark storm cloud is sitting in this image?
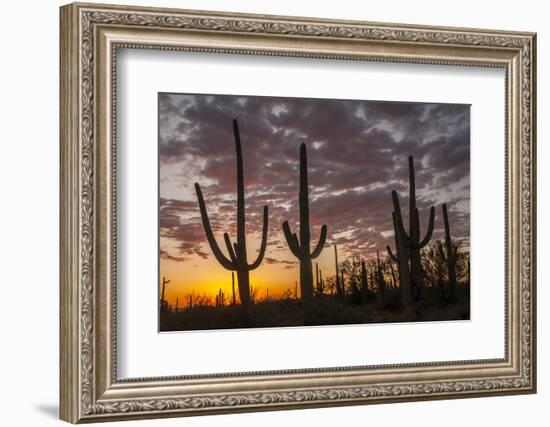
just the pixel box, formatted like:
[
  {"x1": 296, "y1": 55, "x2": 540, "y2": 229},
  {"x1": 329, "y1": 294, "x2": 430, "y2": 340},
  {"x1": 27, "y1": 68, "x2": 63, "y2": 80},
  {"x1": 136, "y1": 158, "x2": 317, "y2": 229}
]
[{"x1": 159, "y1": 93, "x2": 470, "y2": 261}]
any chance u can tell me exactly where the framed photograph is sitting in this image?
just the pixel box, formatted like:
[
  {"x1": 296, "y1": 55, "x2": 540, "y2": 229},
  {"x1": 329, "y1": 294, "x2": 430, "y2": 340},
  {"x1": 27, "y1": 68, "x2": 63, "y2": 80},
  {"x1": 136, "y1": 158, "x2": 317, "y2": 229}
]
[{"x1": 60, "y1": 2, "x2": 536, "y2": 423}]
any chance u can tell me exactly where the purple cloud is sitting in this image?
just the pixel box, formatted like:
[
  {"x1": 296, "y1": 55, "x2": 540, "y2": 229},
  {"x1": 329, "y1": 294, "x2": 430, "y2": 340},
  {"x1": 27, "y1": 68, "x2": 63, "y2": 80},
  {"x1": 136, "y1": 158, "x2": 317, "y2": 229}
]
[{"x1": 159, "y1": 93, "x2": 470, "y2": 262}]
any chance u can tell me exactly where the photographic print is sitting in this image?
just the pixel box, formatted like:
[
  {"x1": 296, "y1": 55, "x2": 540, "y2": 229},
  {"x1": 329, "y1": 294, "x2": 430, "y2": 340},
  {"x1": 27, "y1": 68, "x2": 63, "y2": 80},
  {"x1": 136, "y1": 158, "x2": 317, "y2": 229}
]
[
  {"x1": 60, "y1": 5, "x2": 536, "y2": 420},
  {"x1": 159, "y1": 93, "x2": 470, "y2": 331}
]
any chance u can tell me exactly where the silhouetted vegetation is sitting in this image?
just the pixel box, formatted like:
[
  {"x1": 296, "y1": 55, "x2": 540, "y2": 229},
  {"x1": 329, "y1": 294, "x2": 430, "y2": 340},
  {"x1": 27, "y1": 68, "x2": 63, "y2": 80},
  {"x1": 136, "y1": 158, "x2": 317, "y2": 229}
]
[
  {"x1": 282, "y1": 143, "x2": 327, "y2": 325},
  {"x1": 387, "y1": 156, "x2": 435, "y2": 314},
  {"x1": 160, "y1": 240, "x2": 470, "y2": 330},
  {"x1": 161, "y1": 120, "x2": 470, "y2": 331},
  {"x1": 194, "y1": 119, "x2": 269, "y2": 325}
]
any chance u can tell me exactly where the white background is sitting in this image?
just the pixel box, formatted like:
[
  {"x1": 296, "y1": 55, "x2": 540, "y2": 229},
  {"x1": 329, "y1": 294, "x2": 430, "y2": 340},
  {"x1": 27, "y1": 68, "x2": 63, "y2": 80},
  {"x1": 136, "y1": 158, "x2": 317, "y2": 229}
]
[
  {"x1": 0, "y1": 0, "x2": 545, "y2": 426},
  {"x1": 118, "y1": 49, "x2": 504, "y2": 377}
]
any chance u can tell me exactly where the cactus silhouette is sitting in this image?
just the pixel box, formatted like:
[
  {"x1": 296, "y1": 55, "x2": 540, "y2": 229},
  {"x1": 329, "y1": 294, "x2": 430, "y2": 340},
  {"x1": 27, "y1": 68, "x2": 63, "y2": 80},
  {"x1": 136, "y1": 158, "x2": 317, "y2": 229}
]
[
  {"x1": 387, "y1": 187, "x2": 413, "y2": 309},
  {"x1": 195, "y1": 119, "x2": 269, "y2": 324},
  {"x1": 314, "y1": 265, "x2": 325, "y2": 297},
  {"x1": 315, "y1": 262, "x2": 320, "y2": 297},
  {"x1": 334, "y1": 244, "x2": 343, "y2": 298},
  {"x1": 387, "y1": 156, "x2": 434, "y2": 310},
  {"x1": 388, "y1": 257, "x2": 397, "y2": 288},
  {"x1": 360, "y1": 259, "x2": 369, "y2": 301},
  {"x1": 160, "y1": 276, "x2": 170, "y2": 313},
  {"x1": 441, "y1": 203, "x2": 457, "y2": 304},
  {"x1": 231, "y1": 272, "x2": 236, "y2": 305},
  {"x1": 282, "y1": 143, "x2": 327, "y2": 324},
  {"x1": 216, "y1": 288, "x2": 225, "y2": 307}
]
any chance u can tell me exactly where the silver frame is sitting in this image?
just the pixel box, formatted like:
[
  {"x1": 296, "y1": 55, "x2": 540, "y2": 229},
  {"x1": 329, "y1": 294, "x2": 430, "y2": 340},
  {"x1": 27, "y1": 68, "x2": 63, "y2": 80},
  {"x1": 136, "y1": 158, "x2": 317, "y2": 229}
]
[{"x1": 60, "y1": 2, "x2": 536, "y2": 423}]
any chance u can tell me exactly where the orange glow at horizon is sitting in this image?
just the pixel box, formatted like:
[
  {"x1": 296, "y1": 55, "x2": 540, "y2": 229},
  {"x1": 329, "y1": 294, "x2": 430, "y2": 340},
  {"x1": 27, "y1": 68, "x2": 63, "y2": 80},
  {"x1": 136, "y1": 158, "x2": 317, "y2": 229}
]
[{"x1": 159, "y1": 240, "x2": 339, "y2": 306}]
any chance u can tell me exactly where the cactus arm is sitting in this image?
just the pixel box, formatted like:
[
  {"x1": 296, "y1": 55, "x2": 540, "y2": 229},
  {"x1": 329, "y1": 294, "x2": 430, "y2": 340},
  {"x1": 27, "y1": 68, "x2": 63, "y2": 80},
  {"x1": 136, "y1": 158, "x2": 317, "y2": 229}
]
[
  {"x1": 396, "y1": 214, "x2": 409, "y2": 241},
  {"x1": 387, "y1": 246, "x2": 398, "y2": 262},
  {"x1": 282, "y1": 220, "x2": 302, "y2": 258},
  {"x1": 391, "y1": 191, "x2": 410, "y2": 241},
  {"x1": 310, "y1": 224, "x2": 327, "y2": 259},
  {"x1": 194, "y1": 183, "x2": 235, "y2": 270},
  {"x1": 392, "y1": 194, "x2": 410, "y2": 242},
  {"x1": 419, "y1": 206, "x2": 435, "y2": 248},
  {"x1": 391, "y1": 191, "x2": 400, "y2": 216},
  {"x1": 223, "y1": 233, "x2": 238, "y2": 266},
  {"x1": 388, "y1": 208, "x2": 401, "y2": 262},
  {"x1": 249, "y1": 205, "x2": 269, "y2": 270}
]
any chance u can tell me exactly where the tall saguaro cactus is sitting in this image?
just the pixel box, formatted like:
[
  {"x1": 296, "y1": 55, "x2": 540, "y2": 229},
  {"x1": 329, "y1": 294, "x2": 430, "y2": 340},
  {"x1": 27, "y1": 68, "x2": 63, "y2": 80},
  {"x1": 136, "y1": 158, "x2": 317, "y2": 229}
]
[
  {"x1": 283, "y1": 143, "x2": 328, "y2": 324},
  {"x1": 195, "y1": 119, "x2": 269, "y2": 324},
  {"x1": 441, "y1": 202, "x2": 457, "y2": 304},
  {"x1": 387, "y1": 156, "x2": 435, "y2": 310},
  {"x1": 387, "y1": 192, "x2": 413, "y2": 309}
]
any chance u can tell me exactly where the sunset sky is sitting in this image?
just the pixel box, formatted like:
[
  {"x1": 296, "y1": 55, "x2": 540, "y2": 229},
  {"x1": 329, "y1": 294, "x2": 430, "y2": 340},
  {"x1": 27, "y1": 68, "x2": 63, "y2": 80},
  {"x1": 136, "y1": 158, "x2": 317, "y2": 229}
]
[{"x1": 159, "y1": 93, "x2": 470, "y2": 306}]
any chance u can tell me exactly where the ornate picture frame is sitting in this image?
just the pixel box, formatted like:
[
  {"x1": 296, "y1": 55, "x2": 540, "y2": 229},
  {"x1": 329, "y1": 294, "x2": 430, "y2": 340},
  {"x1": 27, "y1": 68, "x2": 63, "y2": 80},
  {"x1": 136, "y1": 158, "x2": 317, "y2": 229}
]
[{"x1": 60, "y1": 2, "x2": 536, "y2": 423}]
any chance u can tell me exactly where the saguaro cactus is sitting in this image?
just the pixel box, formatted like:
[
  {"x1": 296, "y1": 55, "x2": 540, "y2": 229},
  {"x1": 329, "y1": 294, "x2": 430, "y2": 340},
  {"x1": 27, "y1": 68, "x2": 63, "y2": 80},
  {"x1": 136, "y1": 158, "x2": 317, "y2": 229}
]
[
  {"x1": 160, "y1": 276, "x2": 170, "y2": 313},
  {"x1": 387, "y1": 156, "x2": 435, "y2": 309},
  {"x1": 360, "y1": 259, "x2": 369, "y2": 302},
  {"x1": 317, "y1": 268, "x2": 325, "y2": 297},
  {"x1": 231, "y1": 272, "x2": 236, "y2": 305},
  {"x1": 387, "y1": 191, "x2": 413, "y2": 309},
  {"x1": 282, "y1": 143, "x2": 327, "y2": 324},
  {"x1": 334, "y1": 244, "x2": 343, "y2": 298},
  {"x1": 315, "y1": 262, "x2": 320, "y2": 293},
  {"x1": 215, "y1": 288, "x2": 225, "y2": 307},
  {"x1": 441, "y1": 203, "x2": 457, "y2": 304},
  {"x1": 195, "y1": 119, "x2": 269, "y2": 324}
]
